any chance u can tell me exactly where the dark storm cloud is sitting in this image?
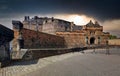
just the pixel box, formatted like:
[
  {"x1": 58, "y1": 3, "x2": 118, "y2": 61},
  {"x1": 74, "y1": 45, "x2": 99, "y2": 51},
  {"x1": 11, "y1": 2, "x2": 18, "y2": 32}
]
[
  {"x1": 58, "y1": 0, "x2": 120, "y2": 21},
  {"x1": 0, "y1": 0, "x2": 120, "y2": 21}
]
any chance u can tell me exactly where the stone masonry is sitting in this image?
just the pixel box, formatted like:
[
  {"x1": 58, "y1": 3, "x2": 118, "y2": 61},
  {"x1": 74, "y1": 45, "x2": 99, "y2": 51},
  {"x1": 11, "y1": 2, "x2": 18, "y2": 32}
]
[
  {"x1": 12, "y1": 21, "x2": 66, "y2": 51},
  {"x1": 11, "y1": 17, "x2": 110, "y2": 60},
  {"x1": 0, "y1": 24, "x2": 14, "y2": 63}
]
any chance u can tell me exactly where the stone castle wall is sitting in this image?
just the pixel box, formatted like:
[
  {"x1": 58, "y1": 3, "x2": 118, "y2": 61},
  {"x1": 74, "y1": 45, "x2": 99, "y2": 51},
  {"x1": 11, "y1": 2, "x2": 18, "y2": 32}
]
[
  {"x1": 0, "y1": 24, "x2": 13, "y2": 61},
  {"x1": 12, "y1": 28, "x2": 66, "y2": 51},
  {"x1": 0, "y1": 45, "x2": 8, "y2": 59},
  {"x1": 11, "y1": 19, "x2": 111, "y2": 60},
  {"x1": 56, "y1": 32, "x2": 86, "y2": 48},
  {"x1": 57, "y1": 31, "x2": 110, "y2": 47},
  {"x1": 23, "y1": 16, "x2": 72, "y2": 35},
  {"x1": 100, "y1": 35, "x2": 109, "y2": 45},
  {"x1": 109, "y1": 39, "x2": 120, "y2": 46},
  {"x1": 22, "y1": 49, "x2": 72, "y2": 60},
  {"x1": 12, "y1": 20, "x2": 110, "y2": 51},
  {"x1": 22, "y1": 28, "x2": 66, "y2": 48}
]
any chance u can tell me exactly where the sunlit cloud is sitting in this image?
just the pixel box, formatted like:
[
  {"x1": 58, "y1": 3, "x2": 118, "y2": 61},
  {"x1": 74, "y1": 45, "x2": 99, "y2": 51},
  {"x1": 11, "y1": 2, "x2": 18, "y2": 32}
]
[{"x1": 52, "y1": 14, "x2": 95, "y2": 25}]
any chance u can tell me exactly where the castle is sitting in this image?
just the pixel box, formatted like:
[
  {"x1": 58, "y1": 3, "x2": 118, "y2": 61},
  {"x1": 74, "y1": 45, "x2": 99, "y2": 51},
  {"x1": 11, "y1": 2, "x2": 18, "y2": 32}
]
[
  {"x1": 23, "y1": 16, "x2": 82, "y2": 34},
  {"x1": 0, "y1": 16, "x2": 110, "y2": 63},
  {"x1": 12, "y1": 16, "x2": 110, "y2": 51}
]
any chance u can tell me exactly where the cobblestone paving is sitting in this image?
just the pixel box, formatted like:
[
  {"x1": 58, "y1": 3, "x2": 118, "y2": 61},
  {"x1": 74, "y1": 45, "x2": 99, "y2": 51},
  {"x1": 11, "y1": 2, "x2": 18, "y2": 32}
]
[
  {"x1": 24, "y1": 51, "x2": 120, "y2": 76},
  {"x1": 0, "y1": 52, "x2": 81, "y2": 76},
  {"x1": 0, "y1": 48, "x2": 120, "y2": 76}
]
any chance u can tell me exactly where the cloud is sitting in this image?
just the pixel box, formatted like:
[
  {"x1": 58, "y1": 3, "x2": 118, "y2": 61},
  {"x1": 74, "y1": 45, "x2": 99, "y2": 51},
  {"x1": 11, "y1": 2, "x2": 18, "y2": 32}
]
[
  {"x1": 102, "y1": 19, "x2": 120, "y2": 37},
  {"x1": 0, "y1": 0, "x2": 120, "y2": 21},
  {"x1": 52, "y1": 14, "x2": 95, "y2": 25},
  {"x1": 52, "y1": 0, "x2": 120, "y2": 21},
  {"x1": 0, "y1": 5, "x2": 8, "y2": 10},
  {"x1": 0, "y1": 0, "x2": 120, "y2": 37}
]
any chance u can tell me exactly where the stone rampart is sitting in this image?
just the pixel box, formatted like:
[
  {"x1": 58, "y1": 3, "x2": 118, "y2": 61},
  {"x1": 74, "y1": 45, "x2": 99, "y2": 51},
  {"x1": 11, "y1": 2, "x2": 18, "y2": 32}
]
[
  {"x1": 109, "y1": 39, "x2": 120, "y2": 46},
  {"x1": 19, "y1": 28, "x2": 66, "y2": 49},
  {"x1": 12, "y1": 21, "x2": 67, "y2": 50},
  {"x1": 22, "y1": 48, "x2": 72, "y2": 60},
  {"x1": 56, "y1": 32, "x2": 86, "y2": 48}
]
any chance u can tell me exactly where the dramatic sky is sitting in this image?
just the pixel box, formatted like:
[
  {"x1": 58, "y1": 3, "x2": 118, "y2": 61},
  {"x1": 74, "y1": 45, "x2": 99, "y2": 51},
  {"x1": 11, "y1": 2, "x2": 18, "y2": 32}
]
[{"x1": 0, "y1": 0, "x2": 120, "y2": 37}]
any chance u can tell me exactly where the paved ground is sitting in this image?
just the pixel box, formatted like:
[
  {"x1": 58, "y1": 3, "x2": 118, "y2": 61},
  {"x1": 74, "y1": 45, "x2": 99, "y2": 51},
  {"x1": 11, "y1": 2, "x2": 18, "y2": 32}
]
[
  {"x1": 0, "y1": 48, "x2": 120, "y2": 76},
  {"x1": 24, "y1": 50, "x2": 120, "y2": 76},
  {"x1": 0, "y1": 52, "x2": 81, "y2": 76}
]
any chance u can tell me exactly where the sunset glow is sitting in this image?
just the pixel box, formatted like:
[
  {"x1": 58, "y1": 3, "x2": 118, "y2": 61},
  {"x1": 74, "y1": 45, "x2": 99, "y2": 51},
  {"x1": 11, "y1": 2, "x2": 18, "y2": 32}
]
[
  {"x1": 68, "y1": 15, "x2": 95, "y2": 25},
  {"x1": 54, "y1": 14, "x2": 95, "y2": 25}
]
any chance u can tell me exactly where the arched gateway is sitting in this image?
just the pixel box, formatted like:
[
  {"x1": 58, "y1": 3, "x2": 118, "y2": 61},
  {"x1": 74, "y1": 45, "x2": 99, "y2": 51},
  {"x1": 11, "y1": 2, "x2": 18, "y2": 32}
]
[{"x1": 90, "y1": 37, "x2": 95, "y2": 44}]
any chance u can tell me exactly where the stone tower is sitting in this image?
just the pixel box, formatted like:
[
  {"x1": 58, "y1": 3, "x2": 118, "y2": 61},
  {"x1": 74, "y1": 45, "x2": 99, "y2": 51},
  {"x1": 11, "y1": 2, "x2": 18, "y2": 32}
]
[{"x1": 12, "y1": 21, "x2": 24, "y2": 51}]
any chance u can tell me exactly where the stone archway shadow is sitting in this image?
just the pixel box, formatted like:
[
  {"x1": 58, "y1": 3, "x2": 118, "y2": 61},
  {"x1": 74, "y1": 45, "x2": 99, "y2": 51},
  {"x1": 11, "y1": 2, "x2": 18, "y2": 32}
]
[{"x1": 90, "y1": 37, "x2": 95, "y2": 44}]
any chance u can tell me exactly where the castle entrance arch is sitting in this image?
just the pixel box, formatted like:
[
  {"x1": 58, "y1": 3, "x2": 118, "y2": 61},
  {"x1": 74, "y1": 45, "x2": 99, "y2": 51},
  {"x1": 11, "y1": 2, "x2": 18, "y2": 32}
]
[{"x1": 90, "y1": 37, "x2": 95, "y2": 44}]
